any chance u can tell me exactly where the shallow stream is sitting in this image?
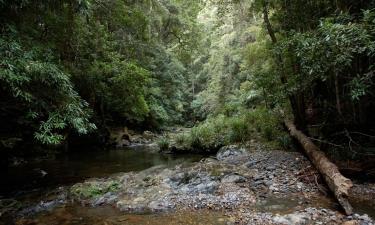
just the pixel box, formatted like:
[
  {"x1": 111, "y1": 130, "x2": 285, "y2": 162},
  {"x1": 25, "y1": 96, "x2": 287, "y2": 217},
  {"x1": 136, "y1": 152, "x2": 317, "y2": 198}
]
[
  {"x1": 0, "y1": 145, "x2": 203, "y2": 198},
  {"x1": 1, "y1": 145, "x2": 374, "y2": 225}
]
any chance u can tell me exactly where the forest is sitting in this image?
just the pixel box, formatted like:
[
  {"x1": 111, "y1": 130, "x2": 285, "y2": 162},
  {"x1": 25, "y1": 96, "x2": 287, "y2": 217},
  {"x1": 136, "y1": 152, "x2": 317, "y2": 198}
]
[{"x1": 1, "y1": 0, "x2": 375, "y2": 224}]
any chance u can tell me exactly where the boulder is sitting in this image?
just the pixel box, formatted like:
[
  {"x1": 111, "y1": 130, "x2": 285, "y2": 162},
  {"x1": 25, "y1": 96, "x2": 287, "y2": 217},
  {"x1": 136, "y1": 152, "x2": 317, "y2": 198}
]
[
  {"x1": 221, "y1": 174, "x2": 246, "y2": 183},
  {"x1": 109, "y1": 127, "x2": 132, "y2": 147},
  {"x1": 216, "y1": 145, "x2": 248, "y2": 162}
]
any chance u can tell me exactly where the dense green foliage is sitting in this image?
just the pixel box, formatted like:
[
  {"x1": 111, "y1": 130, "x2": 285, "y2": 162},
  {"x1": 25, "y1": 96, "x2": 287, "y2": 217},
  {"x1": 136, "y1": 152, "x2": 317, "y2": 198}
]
[
  {"x1": 173, "y1": 107, "x2": 288, "y2": 152},
  {"x1": 173, "y1": 0, "x2": 375, "y2": 158},
  {"x1": 0, "y1": 0, "x2": 202, "y2": 153},
  {"x1": 0, "y1": 34, "x2": 95, "y2": 145},
  {"x1": 247, "y1": 0, "x2": 375, "y2": 158},
  {"x1": 2, "y1": 0, "x2": 375, "y2": 161}
]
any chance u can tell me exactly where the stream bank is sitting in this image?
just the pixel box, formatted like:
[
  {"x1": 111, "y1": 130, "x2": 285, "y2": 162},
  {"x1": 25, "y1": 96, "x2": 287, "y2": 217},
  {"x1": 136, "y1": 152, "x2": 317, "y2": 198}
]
[{"x1": 2, "y1": 142, "x2": 374, "y2": 225}]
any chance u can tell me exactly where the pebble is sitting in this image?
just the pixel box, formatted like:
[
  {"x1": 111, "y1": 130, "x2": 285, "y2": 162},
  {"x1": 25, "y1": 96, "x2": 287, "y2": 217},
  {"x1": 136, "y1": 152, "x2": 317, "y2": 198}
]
[{"x1": 18, "y1": 144, "x2": 374, "y2": 225}]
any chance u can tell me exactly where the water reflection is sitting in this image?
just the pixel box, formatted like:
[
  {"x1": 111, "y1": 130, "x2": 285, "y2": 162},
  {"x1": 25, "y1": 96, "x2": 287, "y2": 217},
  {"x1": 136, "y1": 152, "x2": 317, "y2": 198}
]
[{"x1": 0, "y1": 146, "x2": 204, "y2": 197}]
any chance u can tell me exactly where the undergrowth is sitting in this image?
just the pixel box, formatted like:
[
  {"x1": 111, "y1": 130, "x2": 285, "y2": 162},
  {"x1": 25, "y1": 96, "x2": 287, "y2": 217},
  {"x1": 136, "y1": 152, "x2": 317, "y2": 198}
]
[{"x1": 169, "y1": 107, "x2": 292, "y2": 151}]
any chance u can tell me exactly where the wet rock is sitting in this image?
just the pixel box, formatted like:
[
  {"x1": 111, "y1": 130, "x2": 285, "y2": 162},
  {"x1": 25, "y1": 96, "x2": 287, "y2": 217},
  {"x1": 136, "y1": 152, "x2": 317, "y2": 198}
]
[
  {"x1": 66, "y1": 155, "x2": 258, "y2": 214},
  {"x1": 7, "y1": 140, "x2": 375, "y2": 225},
  {"x1": 117, "y1": 201, "x2": 147, "y2": 213},
  {"x1": 92, "y1": 192, "x2": 118, "y2": 206},
  {"x1": 148, "y1": 200, "x2": 175, "y2": 212},
  {"x1": 18, "y1": 198, "x2": 65, "y2": 216},
  {"x1": 244, "y1": 160, "x2": 258, "y2": 168},
  {"x1": 143, "y1": 131, "x2": 156, "y2": 141},
  {"x1": 216, "y1": 145, "x2": 247, "y2": 162},
  {"x1": 343, "y1": 221, "x2": 360, "y2": 225},
  {"x1": 116, "y1": 139, "x2": 130, "y2": 147},
  {"x1": 265, "y1": 180, "x2": 273, "y2": 186},
  {"x1": 109, "y1": 127, "x2": 132, "y2": 147},
  {"x1": 273, "y1": 213, "x2": 308, "y2": 225},
  {"x1": 253, "y1": 175, "x2": 263, "y2": 181},
  {"x1": 201, "y1": 181, "x2": 219, "y2": 193},
  {"x1": 221, "y1": 174, "x2": 246, "y2": 183},
  {"x1": 181, "y1": 179, "x2": 219, "y2": 194},
  {"x1": 351, "y1": 214, "x2": 374, "y2": 225},
  {"x1": 253, "y1": 180, "x2": 265, "y2": 187},
  {"x1": 266, "y1": 166, "x2": 276, "y2": 171},
  {"x1": 42, "y1": 142, "x2": 373, "y2": 225},
  {"x1": 269, "y1": 185, "x2": 279, "y2": 192}
]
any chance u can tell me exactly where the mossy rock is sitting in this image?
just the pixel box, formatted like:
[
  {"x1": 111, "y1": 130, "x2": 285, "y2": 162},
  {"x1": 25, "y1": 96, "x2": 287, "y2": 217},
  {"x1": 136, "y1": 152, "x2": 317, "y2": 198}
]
[{"x1": 70, "y1": 180, "x2": 120, "y2": 199}]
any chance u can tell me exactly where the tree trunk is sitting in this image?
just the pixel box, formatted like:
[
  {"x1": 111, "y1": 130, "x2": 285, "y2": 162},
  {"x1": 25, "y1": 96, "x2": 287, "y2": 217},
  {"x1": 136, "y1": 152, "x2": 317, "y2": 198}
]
[
  {"x1": 262, "y1": 2, "x2": 305, "y2": 130},
  {"x1": 262, "y1": 2, "x2": 277, "y2": 44},
  {"x1": 285, "y1": 119, "x2": 353, "y2": 215},
  {"x1": 334, "y1": 71, "x2": 343, "y2": 116}
]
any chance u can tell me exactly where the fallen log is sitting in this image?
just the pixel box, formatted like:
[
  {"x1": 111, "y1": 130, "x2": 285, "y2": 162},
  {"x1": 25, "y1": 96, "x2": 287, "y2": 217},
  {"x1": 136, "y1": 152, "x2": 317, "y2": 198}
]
[{"x1": 285, "y1": 119, "x2": 353, "y2": 215}]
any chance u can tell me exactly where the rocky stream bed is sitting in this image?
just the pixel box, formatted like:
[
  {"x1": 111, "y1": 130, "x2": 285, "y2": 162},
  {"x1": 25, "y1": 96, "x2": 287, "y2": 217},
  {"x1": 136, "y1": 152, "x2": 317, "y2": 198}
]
[{"x1": 1, "y1": 142, "x2": 374, "y2": 225}]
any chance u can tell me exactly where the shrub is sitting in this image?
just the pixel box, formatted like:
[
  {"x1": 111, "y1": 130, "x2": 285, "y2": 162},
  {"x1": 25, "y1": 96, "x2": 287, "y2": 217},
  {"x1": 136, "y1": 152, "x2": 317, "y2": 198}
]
[
  {"x1": 173, "y1": 106, "x2": 290, "y2": 151},
  {"x1": 244, "y1": 107, "x2": 282, "y2": 141},
  {"x1": 229, "y1": 117, "x2": 250, "y2": 143},
  {"x1": 157, "y1": 137, "x2": 170, "y2": 151}
]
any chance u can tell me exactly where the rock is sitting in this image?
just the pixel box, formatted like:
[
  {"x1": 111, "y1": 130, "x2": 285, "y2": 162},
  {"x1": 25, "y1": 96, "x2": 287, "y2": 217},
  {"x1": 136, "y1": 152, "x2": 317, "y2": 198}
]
[
  {"x1": 358, "y1": 214, "x2": 371, "y2": 221},
  {"x1": 273, "y1": 213, "x2": 308, "y2": 225},
  {"x1": 221, "y1": 174, "x2": 246, "y2": 183},
  {"x1": 216, "y1": 145, "x2": 247, "y2": 162},
  {"x1": 253, "y1": 175, "x2": 263, "y2": 181},
  {"x1": 117, "y1": 201, "x2": 147, "y2": 212},
  {"x1": 93, "y1": 192, "x2": 118, "y2": 206},
  {"x1": 148, "y1": 200, "x2": 174, "y2": 212},
  {"x1": 269, "y1": 185, "x2": 279, "y2": 192},
  {"x1": 342, "y1": 221, "x2": 360, "y2": 225},
  {"x1": 265, "y1": 180, "x2": 273, "y2": 186},
  {"x1": 116, "y1": 139, "x2": 130, "y2": 147},
  {"x1": 109, "y1": 127, "x2": 131, "y2": 147},
  {"x1": 244, "y1": 160, "x2": 258, "y2": 168},
  {"x1": 253, "y1": 180, "x2": 265, "y2": 186},
  {"x1": 273, "y1": 215, "x2": 292, "y2": 224},
  {"x1": 167, "y1": 172, "x2": 187, "y2": 186},
  {"x1": 56, "y1": 145, "x2": 375, "y2": 225},
  {"x1": 143, "y1": 131, "x2": 155, "y2": 140},
  {"x1": 194, "y1": 181, "x2": 219, "y2": 194},
  {"x1": 266, "y1": 165, "x2": 276, "y2": 171}
]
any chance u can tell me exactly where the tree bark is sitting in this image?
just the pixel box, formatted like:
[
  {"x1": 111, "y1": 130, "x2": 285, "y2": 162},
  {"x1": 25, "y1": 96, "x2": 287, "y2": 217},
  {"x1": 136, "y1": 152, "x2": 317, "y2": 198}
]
[
  {"x1": 262, "y1": 2, "x2": 306, "y2": 129},
  {"x1": 334, "y1": 71, "x2": 343, "y2": 116},
  {"x1": 285, "y1": 119, "x2": 353, "y2": 215},
  {"x1": 262, "y1": 2, "x2": 278, "y2": 44}
]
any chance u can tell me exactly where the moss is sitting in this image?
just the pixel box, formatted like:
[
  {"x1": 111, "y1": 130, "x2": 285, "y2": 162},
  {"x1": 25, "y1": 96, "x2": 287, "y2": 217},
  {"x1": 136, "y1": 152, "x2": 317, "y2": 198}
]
[
  {"x1": 70, "y1": 180, "x2": 120, "y2": 199},
  {"x1": 209, "y1": 167, "x2": 222, "y2": 177}
]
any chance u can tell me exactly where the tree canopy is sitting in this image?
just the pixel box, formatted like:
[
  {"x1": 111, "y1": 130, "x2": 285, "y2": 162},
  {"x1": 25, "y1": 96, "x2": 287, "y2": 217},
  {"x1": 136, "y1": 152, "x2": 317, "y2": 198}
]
[{"x1": 1, "y1": 0, "x2": 375, "y2": 160}]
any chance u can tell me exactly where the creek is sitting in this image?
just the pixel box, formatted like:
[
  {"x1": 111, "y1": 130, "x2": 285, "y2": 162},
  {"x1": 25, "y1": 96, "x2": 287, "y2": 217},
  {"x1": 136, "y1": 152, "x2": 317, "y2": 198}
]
[
  {"x1": 1, "y1": 144, "x2": 374, "y2": 225},
  {"x1": 0, "y1": 145, "x2": 203, "y2": 198},
  {"x1": 0, "y1": 145, "x2": 205, "y2": 225}
]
